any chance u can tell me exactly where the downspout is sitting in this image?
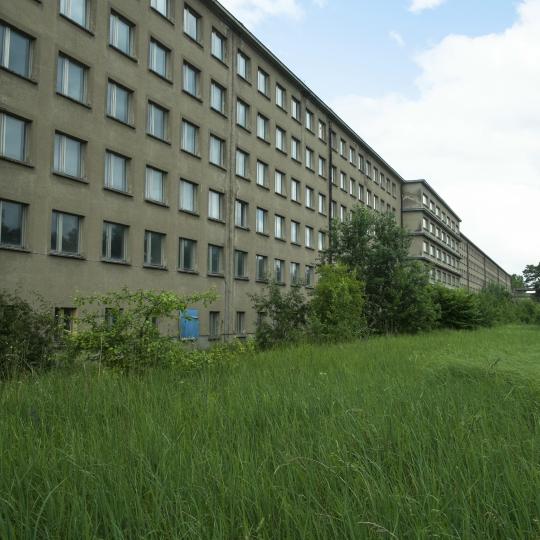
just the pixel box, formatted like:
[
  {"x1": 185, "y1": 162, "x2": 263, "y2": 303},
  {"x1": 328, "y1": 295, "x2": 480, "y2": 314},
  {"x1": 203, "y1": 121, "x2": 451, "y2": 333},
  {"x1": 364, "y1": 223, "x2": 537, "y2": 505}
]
[{"x1": 327, "y1": 119, "x2": 333, "y2": 264}]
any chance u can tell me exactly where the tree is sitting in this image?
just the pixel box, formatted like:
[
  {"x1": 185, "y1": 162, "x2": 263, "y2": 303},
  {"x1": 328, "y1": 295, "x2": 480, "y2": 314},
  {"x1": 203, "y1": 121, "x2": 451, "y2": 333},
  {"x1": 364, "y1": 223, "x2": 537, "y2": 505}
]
[
  {"x1": 511, "y1": 273, "x2": 525, "y2": 290},
  {"x1": 308, "y1": 264, "x2": 367, "y2": 343},
  {"x1": 322, "y1": 206, "x2": 437, "y2": 334},
  {"x1": 523, "y1": 262, "x2": 540, "y2": 299}
]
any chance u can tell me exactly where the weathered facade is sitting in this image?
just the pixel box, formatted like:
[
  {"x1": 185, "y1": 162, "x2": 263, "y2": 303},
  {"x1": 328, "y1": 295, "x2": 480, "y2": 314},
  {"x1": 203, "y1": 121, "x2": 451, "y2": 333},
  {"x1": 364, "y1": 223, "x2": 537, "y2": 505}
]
[{"x1": 0, "y1": 0, "x2": 511, "y2": 341}]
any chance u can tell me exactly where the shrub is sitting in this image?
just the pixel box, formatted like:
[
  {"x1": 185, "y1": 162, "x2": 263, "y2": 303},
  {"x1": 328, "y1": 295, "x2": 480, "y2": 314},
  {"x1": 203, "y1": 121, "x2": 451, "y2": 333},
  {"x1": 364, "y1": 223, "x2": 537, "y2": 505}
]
[
  {"x1": 513, "y1": 299, "x2": 540, "y2": 325},
  {"x1": 476, "y1": 284, "x2": 515, "y2": 326},
  {"x1": 0, "y1": 290, "x2": 59, "y2": 379},
  {"x1": 67, "y1": 288, "x2": 217, "y2": 372},
  {"x1": 308, "y1": 264, "x2": 367, "y2": 342},
  {"x1": 251, "y1": 282, "x2": 309, "y2": 349},
  {"x1": 430, "y1": 286, "x2": 482, "y2": 330}
]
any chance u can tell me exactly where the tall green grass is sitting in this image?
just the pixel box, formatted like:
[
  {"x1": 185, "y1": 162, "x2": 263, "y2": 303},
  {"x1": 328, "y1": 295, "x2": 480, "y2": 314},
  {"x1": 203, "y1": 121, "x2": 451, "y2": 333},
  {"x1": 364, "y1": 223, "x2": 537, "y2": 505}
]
[{"x1": 1, "y1": 325, "x2": 540, "y2": 539}]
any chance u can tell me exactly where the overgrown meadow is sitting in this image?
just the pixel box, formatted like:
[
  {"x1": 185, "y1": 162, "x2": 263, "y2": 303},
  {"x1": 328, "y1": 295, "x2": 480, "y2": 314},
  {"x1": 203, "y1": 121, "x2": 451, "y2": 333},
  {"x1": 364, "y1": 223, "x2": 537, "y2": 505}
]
[{"x1": 1, "y1": 325, "x2": 540, "y2": 539}]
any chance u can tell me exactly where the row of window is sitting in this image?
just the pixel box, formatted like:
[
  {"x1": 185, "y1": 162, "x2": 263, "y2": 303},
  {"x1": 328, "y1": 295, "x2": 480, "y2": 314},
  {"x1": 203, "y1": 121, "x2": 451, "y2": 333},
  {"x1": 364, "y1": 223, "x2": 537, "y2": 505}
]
[
  {"x1": 422, "y1": 193, "x2": 459, "y2": 232},
  {"x1": 1, "y1": 2, "x2": 398, "y2": 199},
  {"x1": 0, "y1": 198, "x2": 318, "y2": 285},
  {"x1": 422, "y1": 241, "x2": 459, "y2": 269},
  {"x1": 422, "y1": 217, "x2": 459, "y2": 251},
  {"x1": 429, "y1": 268, "x2": 460, "y2": 288}
]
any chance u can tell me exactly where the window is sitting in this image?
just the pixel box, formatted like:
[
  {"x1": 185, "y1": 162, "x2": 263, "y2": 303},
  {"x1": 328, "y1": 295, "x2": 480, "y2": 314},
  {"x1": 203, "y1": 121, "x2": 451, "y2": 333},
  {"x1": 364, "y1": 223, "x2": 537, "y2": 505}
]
[
  {"x1": 256, "y1": 114, "x2": 269, "y2": 141},
  {"x1": 51, "y1": 211, "x2": 81, "y2": 255},
  {"x1": 179, "y1": 179, "x2": 197, "y2": 213},
  {"x1": 349, "y1": 147, "x2": 355, "y2": 164},
  {"x1": 0, "y1": 112, "x2": 27, "y2": 162},
  {"x1": 257, "y1": 68, "x2": 269, "y2": 96},
  {"x1": 208, "y1": 190, "x2": 224, "y2": 221},
  {"x1": 0, "y1": 23, "x2": 32, "y2": 77},
  {"x1": 305, "y1": 186, "x2": 314, "y2": 209},
  {"x1": 318, "y1": 193, "x2": 326, "y2": 214},
  {"x1": 358, "y1": 184, "x2": 364, "y2": 201},
  {"x1": 339, "y1": 172, "x2": 346, "y2": 190},
  {"x1": 0, "y1": 200, "x2": 25, "y2": 248},
  {"x1": 256, "y1": 207, "x2": 267, "y2": 234},
  {"x1": 290, "y1": 262, "x2": 300, "y2": 285},
  {"x1": 102, "y1": 222, "x2": 127, "y2": 262},
  {"x1": 340, "y1": 139, "x2": 346, "y2": 156},
  {"x1": 373, "y1": 168, "x2": 379, "y2": 184},
  {"x1": 105, "y1": 151, "x2": 128, "y2": 192},
  {"x1": 276, "y1": 84, "x2": 286, "y2": 109},
  {"x1": 54, "y1": 133, "x2": 84, "y2": 178},
  {"x1": 305, "y1": 147, "x2": 314, "y2": 170},
  {"x1": 237, "y1": 50, "x2": 250, "y2": 80},
  {"x1": 235, "y1": 312, "x2": 246, "y2": 336},
  {"x1": 181, "y1": 120, "x2": 199, "y2": 155},
  {"x1": 235, "y1": 199, "x2": 248, "y2": 228},
  {"x1": 151, "y1": 0, "x2": 170, "y2": 18},
  {"x1": 291, "y1": 220, "x2": 300, "y2": 244},
  {"x1": 256, "y1": 255, "x2": 268, "y2": 281},
  {"x1": 305, "y1": 226, "x2": 313, "y2": 248},
  {"x1": 107, "y1": 80, "x2": 132, "y2": 124},
  {"x1": 291, "y1": 137, "x2": 300, "y2": 161},
  {"x1": 331, "y1": 166, "x2": 337, "y2": 184},
  {"x1": 109, "y1": 12, "x2": 134, "y2": 56},
  {"x1": 291, "y1": 97, "x2": 301, "y2": 121},
  {"x1": 350, "y1": 178, "x2": 355, "y2": 196},
  {"x1": 147, "y1": 101, "x2": 168, "y2": 141},
  {"x1": 179, "y1": 238, "x2": 197, "y2": 271},
  {"x1": 208, "y1": 244, "x2": 223, "y2": 275},
  {"x1": 143, "y1": 230, "x2": 164, "y2": 266},
  {"x1": 60, "y1": 0, "x2": 89, "y2": 27},
  {"x1": 210, "y1": 81, "x2": 226, "y2": 114},
  {"x1": 209, "y1": 135, "x2": 225, "y2": 167},
  {"x1": 305, "y1": 266, "x2": 314, "y2": 287},
  {"x1": 275, "y1": 126, "x2": 286, "y2": 152},
  {"x1": 305, "y1": 109, "x2": 313, "y2": 131},
  {"x1": 55, "y1": 307, "x2": 76, "y2": 332},
  {"x1": 236, "y1": 99, "x2": 249, "y2": 129},
  {"x1": 358, "y1": 154, "x2": 364, "y2": 172},
  {"x1": 183, "y1": 6, "x2": 200, "y2": 42},
  {"x1": 209, "y1": 312, "x2": 220, "y2": 338},
  {"x1": 275, "y1": 215, "x2": 285, "y2": 240},
  {"x1": 149, "y1": 39, "x2": 169, "y2": 79},
  {"x1": 423, "y1": 241, "x2": 428, "y2": 254},
  {"x1": 145, "y1": 166, "x2": 166, "y2": 203},
  {"x1": 256, "y1": 160, "x2": 268, "y2": 187},
  {"x1": 235, "y1": 149, "x2": 249, "y2": 178},
  {"x1": 422, "y1": 217, "x2": 428, "y2": 229},
  {"x1": 275, "y1": 170, "x2": 286, "y2": 196},
  {"x1": 211, "y1": 30, "x2": 226, "y2": 62},
  {"x1": 183, "y1": 62, "x2": 200, "y2": 97},
  {"x1": 366, "y1": 161, "x2": 372, "y2": 178},
  {"x1": 392, "y1": 183, "x2": 397, "y2": 198},
  {"x1": 291, "y1": 179, "x2": 300, "y2": 203},
  {"x1": 274, "y1": 259, "x2": 285, "y2": 284},
  {"x1": 330, "y1": 200, "x2": 336, "y2": 218},
  {"x1": 318, "y1": 231, "x2": 326, "y2": 251},
  {"x1": 234, "y1": 250, "x2": 247, "y2": 278},
  {"x1": 366, "y1": 190, "x2": 372, "y2": 207},
  {"x1": 57, "y1": 54, "x2": 87, "y2": 103},
  {"x1": 318, "y1": 120, "x2": 326, "y2": 141},
  {"x1": 318, "y1": 156, "x2": 326, "y2": 177}
]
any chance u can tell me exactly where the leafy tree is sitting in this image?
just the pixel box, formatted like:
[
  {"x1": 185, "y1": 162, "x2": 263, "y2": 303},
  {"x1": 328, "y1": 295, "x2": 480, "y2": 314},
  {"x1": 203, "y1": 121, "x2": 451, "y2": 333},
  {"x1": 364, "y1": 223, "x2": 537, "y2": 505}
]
[
  {"x1": 0, "y1": 290, "x2": 60, "y2": 379},
  {"x1": 67, "y1": 288, "x2": 217, "y2": 371},
  {"x1": 430, "y1": 286, "x2": 482, "y2": 330},
  {"x1": 523, "y1": 262, "x2": 540, "y2": 299},
  {"x1": 322, "y1": 206, "x2": 436, "y2": 333},
  {"x1": 476, "y1": 284, "x2": 515, "y2": 326},
  {"x1": 511, "y1": 274, "x2": 525, "y2": 290},
  {"x1": 251, "y1": 282, "x2": 309, "y2": 349},
  {"x1": 308, "y1": 264, "x2": 367, "y2": 343}
]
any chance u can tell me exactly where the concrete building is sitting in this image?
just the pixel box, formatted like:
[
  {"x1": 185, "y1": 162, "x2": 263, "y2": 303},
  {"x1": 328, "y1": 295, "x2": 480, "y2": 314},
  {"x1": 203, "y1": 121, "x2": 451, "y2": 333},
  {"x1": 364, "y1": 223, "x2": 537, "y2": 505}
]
[
  {"x1": 0, "y1": 0, "x2": 404, "y2": 341},
  {"x1": 402, "y1": 180, "x2": 462, "y2": 288}
]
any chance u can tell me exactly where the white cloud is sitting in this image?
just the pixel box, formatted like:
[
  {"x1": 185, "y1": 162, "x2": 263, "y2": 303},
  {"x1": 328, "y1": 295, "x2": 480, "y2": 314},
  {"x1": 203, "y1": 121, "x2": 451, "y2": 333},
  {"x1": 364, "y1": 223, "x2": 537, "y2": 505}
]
[
  {"x1": 331, "y1": 0, "x2": 540, "y2": 274},
  {"x1": 389, "y1": 30, "x2": 405, "y2": 47},
  {"x1": 219, "y1": 0, "x2": 327, "y2": 26},
  {"x1": 409, "y1": 0, "x2": 447, "y2": 13}
]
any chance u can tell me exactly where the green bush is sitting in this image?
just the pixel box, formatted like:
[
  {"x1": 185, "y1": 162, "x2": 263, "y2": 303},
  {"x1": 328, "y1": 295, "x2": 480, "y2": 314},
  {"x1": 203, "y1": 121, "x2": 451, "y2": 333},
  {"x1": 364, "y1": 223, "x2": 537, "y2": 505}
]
[
  {"x1": 251, "y1": 282, "x2": 309, "y2": 349},
  {"x1": 476, "y1": 284, "x2": 515, "y2": 326},
  {"x1": 0, "y1": 290, "x2": 59, "y2": 379},
  {"x1": 67, "y1": 288, "x2": 217, "y2": 372},
  {"x1": 513, "y1": 299, "x2": 540, "y2": 325},
  {"x1": 308, "y1": 264, "x2": 367, "y2": 342},
  {"x1": 430, "y1": 286, "x2": 482, "y2": 330}
]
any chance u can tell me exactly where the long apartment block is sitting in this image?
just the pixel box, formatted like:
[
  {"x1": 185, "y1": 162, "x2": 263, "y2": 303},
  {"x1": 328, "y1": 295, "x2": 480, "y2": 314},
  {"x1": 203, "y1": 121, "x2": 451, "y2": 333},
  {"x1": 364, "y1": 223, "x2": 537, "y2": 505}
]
[{"x1": 0, "y1": 0, "x2": 510, "y2": 341}]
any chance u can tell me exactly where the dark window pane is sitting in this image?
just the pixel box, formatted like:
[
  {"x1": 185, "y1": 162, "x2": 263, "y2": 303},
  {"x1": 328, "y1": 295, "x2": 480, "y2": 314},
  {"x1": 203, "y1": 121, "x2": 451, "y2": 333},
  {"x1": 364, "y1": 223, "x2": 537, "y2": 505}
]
[
  {"x1": 61, "y1": 214, "x2": 79, "y2": 254},
  {"x1": 110, "y1": 224, "x2": 124, "y2": 260},
  {"x1": 1, "y1": 201, "x2": 23, "y2": 246}
]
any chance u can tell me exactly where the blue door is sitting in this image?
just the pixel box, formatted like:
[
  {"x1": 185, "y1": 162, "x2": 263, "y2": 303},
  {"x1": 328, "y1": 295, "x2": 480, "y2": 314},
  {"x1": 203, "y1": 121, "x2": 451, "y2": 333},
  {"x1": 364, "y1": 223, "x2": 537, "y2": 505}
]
[{"x1": 180, "y1": 308, "x2": 200, "y2": 340}]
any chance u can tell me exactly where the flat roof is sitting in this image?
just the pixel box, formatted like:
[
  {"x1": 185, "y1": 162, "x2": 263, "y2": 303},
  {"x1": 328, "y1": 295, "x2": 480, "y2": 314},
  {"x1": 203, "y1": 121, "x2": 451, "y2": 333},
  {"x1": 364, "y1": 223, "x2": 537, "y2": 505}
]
[
  {"x1": 403, "y1": 179, "x2": 462, "y2": 221},
  {"x1": 207, "y1": 0, "x2": 407, "y2": 184}
]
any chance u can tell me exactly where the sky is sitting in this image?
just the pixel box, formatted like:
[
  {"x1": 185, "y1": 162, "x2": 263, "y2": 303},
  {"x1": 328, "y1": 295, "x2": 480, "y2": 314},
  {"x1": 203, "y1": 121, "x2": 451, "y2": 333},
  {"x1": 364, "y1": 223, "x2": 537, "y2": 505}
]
[{"x1": 219, "y1": 0, "x2": 539, "y2": 275}]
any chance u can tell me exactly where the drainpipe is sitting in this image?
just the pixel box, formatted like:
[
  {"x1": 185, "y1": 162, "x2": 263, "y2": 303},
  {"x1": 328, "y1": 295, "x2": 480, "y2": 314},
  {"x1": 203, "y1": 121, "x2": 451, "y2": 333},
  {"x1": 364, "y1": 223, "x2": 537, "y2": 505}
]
[{"x1": 327, "y1": 119, "x2": 333, "y2": 264}]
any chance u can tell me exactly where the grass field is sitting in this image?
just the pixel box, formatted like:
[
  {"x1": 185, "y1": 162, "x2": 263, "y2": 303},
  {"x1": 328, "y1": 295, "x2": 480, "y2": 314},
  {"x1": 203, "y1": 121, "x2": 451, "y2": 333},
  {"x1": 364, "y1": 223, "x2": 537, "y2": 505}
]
[{"x1": 1, "y1": 325, "x2": 540, "y2": 539}]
